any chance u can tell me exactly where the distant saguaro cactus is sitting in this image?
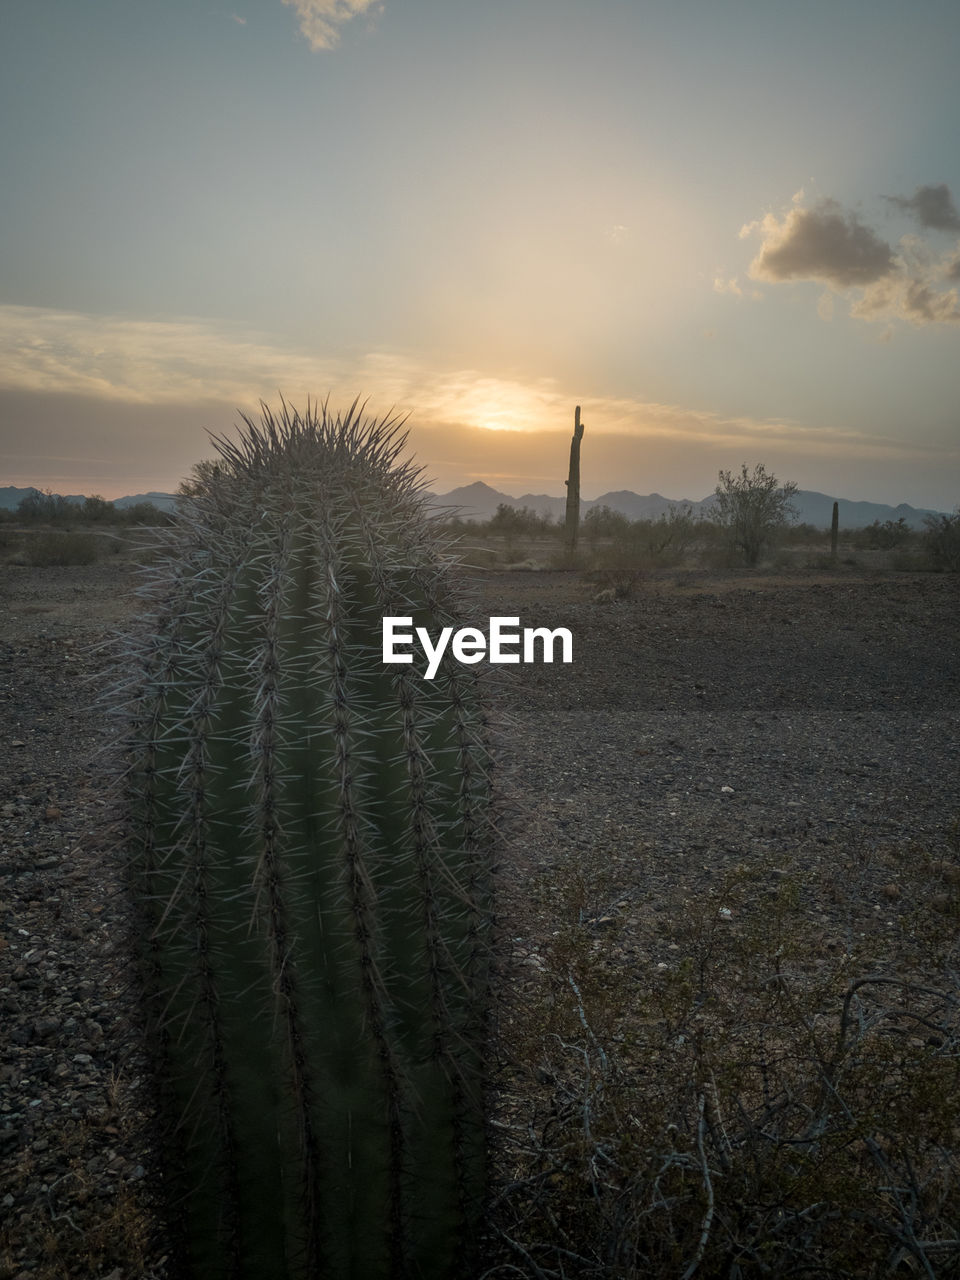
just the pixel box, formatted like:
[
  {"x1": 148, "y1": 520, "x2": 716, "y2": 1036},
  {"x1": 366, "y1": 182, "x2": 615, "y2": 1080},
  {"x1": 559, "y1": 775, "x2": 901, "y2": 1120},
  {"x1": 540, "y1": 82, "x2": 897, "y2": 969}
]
[
  {"x1": 831, "y1": 500, "x2": 839, "y2": 562},
  {"x1": 564, "y1": 405, "x2": 585, "y2": 552},
  {"x1": 124, "y1": 400, "x2": 495, "y2": 1279}
]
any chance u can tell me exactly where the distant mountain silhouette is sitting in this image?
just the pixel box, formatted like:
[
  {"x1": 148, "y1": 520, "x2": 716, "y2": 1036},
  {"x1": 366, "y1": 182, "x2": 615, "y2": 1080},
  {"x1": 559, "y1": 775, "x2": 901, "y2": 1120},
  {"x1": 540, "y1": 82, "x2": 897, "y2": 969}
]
[
  {"x1": 428, "y1": 480, "x2": 946, "y2": 530},
  {"x1": 113, "y1": 491, "x2": 178, "y2": 511},
  {"x1": 0, "y1": 480, "x2": 947, "y2": 529},
  {"x1": 0, "y1": 485, "x2": 87, "y2": 508},
  {"x1": 0, "y1": 485, "x2": 177, "y2": 512}
]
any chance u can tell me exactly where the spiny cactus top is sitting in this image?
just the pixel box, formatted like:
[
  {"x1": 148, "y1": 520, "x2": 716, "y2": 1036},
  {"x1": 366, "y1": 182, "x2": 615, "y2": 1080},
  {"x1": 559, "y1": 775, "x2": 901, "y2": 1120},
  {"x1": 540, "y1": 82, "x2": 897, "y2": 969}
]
[{"x1": 124, "y1": 400, "x2": 496, "y2": 1280}]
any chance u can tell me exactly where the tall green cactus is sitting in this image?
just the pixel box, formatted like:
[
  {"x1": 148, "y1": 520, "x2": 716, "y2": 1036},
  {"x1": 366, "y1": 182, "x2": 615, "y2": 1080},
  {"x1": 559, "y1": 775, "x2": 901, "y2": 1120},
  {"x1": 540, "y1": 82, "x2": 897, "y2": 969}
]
[{"x1": 125, "y1": 400, "x2": 495, "y2": 1279}]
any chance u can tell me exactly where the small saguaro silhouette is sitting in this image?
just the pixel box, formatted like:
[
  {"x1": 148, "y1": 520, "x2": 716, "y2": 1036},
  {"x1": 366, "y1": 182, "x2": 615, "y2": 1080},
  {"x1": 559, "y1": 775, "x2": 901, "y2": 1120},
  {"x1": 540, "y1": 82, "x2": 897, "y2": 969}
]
[{"x1": 564, "y1": 405, "x2": 585, "y2": 552}]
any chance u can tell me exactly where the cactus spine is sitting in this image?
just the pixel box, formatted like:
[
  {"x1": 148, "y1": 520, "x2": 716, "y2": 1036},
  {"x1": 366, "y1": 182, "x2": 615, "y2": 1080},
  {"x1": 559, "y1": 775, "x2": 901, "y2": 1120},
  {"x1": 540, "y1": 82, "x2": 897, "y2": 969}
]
[{"x1": 125, "y1": 401, "x2": 494, "y2": 1279}]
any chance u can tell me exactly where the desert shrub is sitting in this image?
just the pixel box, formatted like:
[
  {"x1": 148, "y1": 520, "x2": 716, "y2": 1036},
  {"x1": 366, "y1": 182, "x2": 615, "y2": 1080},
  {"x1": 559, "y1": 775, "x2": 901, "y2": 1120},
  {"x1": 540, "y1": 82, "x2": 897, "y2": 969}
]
[
  {"x1": 921, "y1": 511, "x2": 960, "y2": 572},
  {"x1": 574, "y1": 506, "x2": 703, "y2": 578},
  {"x1": 491, "y1": 841, "x2": 960, "y2": 1278},
  {"x1": 856, "y1": 518, "x2": 914, "y2": 551},
  {"x1": 783, "y1": 520, "x2": 821, "y2": 544},
  {"x1": 583, "y1": 504, "x2": 632, "y2": 545},
  {"x1": 584, "y1": 565, "x2": 647, "y2": 601},
  {"x1": 712, "y1": 464, "x2": 798, "y2": 567},
  {"x1": 16, "y1": 490, "x2": 78, "y2": 525},
  {"x1": 24, "y1": 531, "x2": 100, "y2": 566},
  {"x1": 80, "y1": 495, "x2": 117, "y2": 523},
  {"x1": 0, "y1": 525, "x2": 22, "y2": 551},
  {"x1": 486, "y1": 503, "x2": 556, "y2": 536},
  {"x1": 624, "y1": 505, "x2": 702, "y2": 565},
  {"x1": 118, "y1": 501, "x2": 173, "y2": 525}
]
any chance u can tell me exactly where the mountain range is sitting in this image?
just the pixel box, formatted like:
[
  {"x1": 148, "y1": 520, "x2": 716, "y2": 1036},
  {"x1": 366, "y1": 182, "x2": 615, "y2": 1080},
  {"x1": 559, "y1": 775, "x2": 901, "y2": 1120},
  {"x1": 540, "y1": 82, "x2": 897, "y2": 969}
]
[
  {"x1": 0, "y1": 486, "x2": 179, "y2": 512},
  {"x1": 426, "y1": 480, "x2": 947, "y2": 530},
  {"x1": 0, "y1": 481, "x2": 947, "y2": 530}
]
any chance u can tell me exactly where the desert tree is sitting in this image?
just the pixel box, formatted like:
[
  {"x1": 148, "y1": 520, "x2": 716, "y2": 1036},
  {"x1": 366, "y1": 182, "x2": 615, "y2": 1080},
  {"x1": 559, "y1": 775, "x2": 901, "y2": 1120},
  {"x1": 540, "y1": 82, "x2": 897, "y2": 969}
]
[
  {"x1": 81, "y1": 495, "x2": 116, "y2": 523},
  {"x1": 176, "y1": 457, "x2": 227, "y2": 499},
  {"x1": 16, "y1": 489, "x2": 75, "y2": 524},
  {"x1": 712, "y1": 462, "x2": 798, "y2": 566},
  {"x1": 486, "y1": 502, "x2": 552, "y2": 536},
  {"x1": 582, "y1": 503, "x2": 630, "y2": 545},
  {"x1": 922, "y1": 509, "x2": 960, "y2": 571}
]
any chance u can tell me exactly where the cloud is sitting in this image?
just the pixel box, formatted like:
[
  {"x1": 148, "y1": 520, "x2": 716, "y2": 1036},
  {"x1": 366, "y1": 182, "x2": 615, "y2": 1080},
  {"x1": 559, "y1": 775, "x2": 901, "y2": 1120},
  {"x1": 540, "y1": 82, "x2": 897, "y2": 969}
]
[
  {"x1": 884, "y1": 183, "x2": 960, "y2": 232},
  {"x1": 737, "y1": 192, "x2": 960, "y2": 327},
  {"x1": 0, "y1": 304, "x2": 900, "y2": 461},
  {"x1": 743, "y1": 199, "x2": 895, "y2": 288},
  {"x1": 2, "y1": 304, "x2": 956, "y2": 507},
  {"x1": 0, "y1": 305, "x2": 339, "y2": 405},
  {"x1": 851, "y1": 274, "x2": 960, "y2": 326},
  {"x1": 281, "y1": 0, "x2": 381, "y2": 51}
]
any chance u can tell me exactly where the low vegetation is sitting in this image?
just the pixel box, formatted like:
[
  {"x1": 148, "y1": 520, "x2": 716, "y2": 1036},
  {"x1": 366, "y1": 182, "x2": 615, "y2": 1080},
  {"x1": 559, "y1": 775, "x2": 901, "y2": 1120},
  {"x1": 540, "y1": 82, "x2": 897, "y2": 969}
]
[
  {"x1": 5, "y1": 476, "x2": 958, "y2": 576},
  {"x1": 0, "y1": 492, "x2": 172, "y2": 565},
  {"x1": 490, "y1": 833, "x2": 960, "y2": 1278},
  {"x1": 921, "y1": 511, "x2": 960, "y2": 572},
  {"x1": 433, "y1": 470, "x2": 958, "y2": 578},
  {"x1": 8, "y1": 490, "x2": 172, "y2": 527},
  {"x1": 23, "y1": 531, "x2": 102, "y2": 567},
  {"x1": 712, "y1": 462, "x2": 799, "y2": 567}
]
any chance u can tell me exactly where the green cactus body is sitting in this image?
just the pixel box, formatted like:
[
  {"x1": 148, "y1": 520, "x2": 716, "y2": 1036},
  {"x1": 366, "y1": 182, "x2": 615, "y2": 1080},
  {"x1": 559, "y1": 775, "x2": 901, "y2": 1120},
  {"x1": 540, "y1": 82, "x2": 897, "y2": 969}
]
[{"x1": 126, "y1": 402, "x2": 494, "y2": 1278}]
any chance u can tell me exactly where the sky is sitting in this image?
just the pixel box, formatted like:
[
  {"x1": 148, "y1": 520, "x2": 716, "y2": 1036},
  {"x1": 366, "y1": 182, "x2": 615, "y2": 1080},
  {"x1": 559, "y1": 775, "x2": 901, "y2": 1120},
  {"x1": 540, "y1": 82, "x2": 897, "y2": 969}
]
[{"x1": 1, "y1": 0, "x2": 959, "y2": 510}]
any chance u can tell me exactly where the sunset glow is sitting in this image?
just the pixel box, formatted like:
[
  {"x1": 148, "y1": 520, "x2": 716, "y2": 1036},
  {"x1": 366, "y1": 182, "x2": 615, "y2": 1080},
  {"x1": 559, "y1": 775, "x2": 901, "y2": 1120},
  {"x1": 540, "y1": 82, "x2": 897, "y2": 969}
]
[{"x1": 1, "y1": 3, "x2": 958, "y2": 509}]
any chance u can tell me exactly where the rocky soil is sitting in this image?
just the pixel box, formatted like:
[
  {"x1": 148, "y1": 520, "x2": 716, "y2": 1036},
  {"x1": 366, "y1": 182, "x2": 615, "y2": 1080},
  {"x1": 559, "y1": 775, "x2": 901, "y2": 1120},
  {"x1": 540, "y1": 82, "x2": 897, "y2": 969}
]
[{"x1": 1, "y1": 557, "x2": 958, "y2": 1277}]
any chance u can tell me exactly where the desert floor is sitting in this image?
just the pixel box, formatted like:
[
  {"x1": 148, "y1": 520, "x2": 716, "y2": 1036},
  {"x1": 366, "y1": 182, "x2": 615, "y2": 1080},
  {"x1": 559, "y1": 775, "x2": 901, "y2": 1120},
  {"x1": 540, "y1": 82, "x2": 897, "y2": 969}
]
[{"x1": 1, "y1": 556, "x2": 958, "y2": 1277}]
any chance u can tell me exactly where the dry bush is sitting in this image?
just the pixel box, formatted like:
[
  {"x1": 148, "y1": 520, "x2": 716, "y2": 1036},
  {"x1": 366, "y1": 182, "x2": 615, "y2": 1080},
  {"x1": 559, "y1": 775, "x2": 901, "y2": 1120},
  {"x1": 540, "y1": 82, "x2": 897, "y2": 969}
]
[
  {"x1": 23, "y1": 531, "x2": 101, "y2": 567},
  {"x1": 584, "y1": 565, "x2": 647, "y2": 603},
  {"x1": 921, "y1": 513, "x2": 960, "y2": 572},
  {"x1": 489, "y1": 836, "x2": 960, "y2": 1278}
]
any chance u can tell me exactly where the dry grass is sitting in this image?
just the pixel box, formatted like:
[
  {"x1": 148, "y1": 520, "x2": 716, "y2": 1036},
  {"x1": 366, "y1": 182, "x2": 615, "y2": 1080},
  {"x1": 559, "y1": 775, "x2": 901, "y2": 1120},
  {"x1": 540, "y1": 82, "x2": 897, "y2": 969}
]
[{"x1": 488, "y1": 829, "x2": 960, "y2": 1278}]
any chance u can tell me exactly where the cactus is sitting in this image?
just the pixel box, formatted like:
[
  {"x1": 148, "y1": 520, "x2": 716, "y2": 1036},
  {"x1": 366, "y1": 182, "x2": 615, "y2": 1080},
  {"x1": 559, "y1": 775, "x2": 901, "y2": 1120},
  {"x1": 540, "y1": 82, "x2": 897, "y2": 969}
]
[
  {"x1": 563, "y1": 405, "x2": 585, "y2": 553},
  {"x1": 830, "y1": 500, "x2": 839, "y2": 562},
  {"x1": 124, "y1": 400, "x2": 495, "y2": 1279}
]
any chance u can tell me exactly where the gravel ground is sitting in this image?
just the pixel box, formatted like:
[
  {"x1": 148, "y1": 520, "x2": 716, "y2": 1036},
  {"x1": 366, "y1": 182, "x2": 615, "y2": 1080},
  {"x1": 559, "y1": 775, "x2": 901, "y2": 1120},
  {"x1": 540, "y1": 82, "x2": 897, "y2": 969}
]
[
  {"x1": 1, "y1": 558, "x2": 958, "y2": 1278},
  {"x1": 488, "y1": 568, "x2": 960, "y2": 906}
]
